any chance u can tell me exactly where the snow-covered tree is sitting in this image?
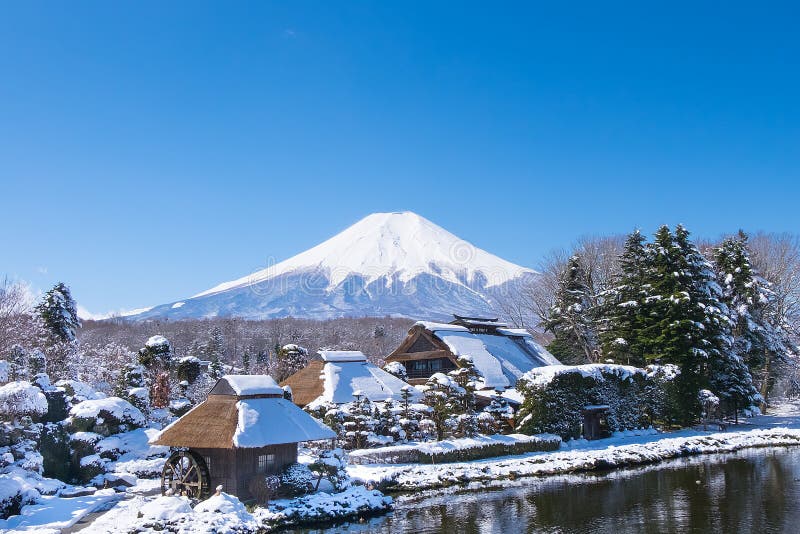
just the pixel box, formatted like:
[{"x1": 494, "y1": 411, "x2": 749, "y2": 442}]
[
  {"x1": 272, "y1": 344, "x2": 308, "y2": 382},
  {"x1": 545, "y1": 255, "x2": 599, "y2": 364},
  {"x1": 35, "y1": 282, "x2": 80, "y2": 343},
  {"x1": 714, "y1": 232, "x2": 796, "y2": 409},
  {"x1": 600, "y1": 230, "x2": 651, "y2": 366},
  {"x1": 6, "y1": 344, "x2": 28, "y2": 381},
  {"x1": 383, "y1": 361, "x2": 407, "y2": 381},
  {"x1": 421, "y1": 373, "x2": 466, "y2": 440},
  {"x1": 138, "y1": 335, "x2": 173, "y2": 370}
]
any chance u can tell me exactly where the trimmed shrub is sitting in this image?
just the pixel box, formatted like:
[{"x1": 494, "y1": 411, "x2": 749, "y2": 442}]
[
  {"x1": 516, "y1": 364, "x2": 679, "y2": 440},
  {"x1": 278, "y1": 463, "x2": 315, "y2": 497},
  {"x1": 348, "y1": 434, "x2": 561, "y2": 465}
]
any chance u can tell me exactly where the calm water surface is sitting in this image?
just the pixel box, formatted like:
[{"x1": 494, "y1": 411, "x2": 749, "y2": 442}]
[{"x1": 301, "y1": 446, "x2": 800, "y2": 533}]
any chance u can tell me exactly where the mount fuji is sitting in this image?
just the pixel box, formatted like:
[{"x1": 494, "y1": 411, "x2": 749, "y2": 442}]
[{"x1": 129, "y1": 212, "x2": 536, "y2": 321}]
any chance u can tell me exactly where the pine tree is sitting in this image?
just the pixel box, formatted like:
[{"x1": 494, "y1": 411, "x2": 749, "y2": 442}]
[
  {"x1": 35, "y1": 283, "x2": 80, "y2": 343},
  {"x1": 713, "y1": 231, "x2": 793, "y2": 410},
  {"x1": 601, "y1": 230, "x2": 651, "y2": 366},
  {"x1": 241, "y1": 351, "x2": 251, "y2": 374},
  {"x1": 642, "y1": 225, "x2": 733, "y2": 423},
  {"x1": 448, "y1": 355, "x2": 480, "y2": 413},
  {"x1": 209, "y1": 356, "x2": 224, "y2": 380},
  {"x1": 206, "y1": 326, "x2": 226, "y2": 364},
  {"x1": 545, "y1": 255, "x2": 598, "y2": 364}
]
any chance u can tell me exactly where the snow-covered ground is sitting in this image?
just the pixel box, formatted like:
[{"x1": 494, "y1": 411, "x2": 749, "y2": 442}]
[
  {"x1": 348, "y1": 404, "x2": 800, "y2": 491},
  {"x1": 4, "y1": 401, "x2": 800, "y2": 533}
]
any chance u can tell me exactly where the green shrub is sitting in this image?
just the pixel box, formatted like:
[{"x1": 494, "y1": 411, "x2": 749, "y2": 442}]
[{"x1": 516, "y1": 364, "x2": 679, "y2": 440}]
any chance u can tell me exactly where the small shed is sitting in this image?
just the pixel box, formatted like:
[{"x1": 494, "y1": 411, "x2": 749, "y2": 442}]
[
  {"x1": 581, "y1": 405, "x2": 610, "y2": 440},
  {"x1": 281, "y1": 351, "x2": 419, "y2": 408},
  {"x1": 150, "y1": 375, "x2": 335, "y2": 500}
]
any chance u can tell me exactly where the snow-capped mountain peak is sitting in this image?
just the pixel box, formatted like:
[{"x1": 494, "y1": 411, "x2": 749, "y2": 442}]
[
  {"x1": 195, "y1": 211, "x2": 531, "y2": 298},
  {"x1": 132, "y1": 212, "x2": 536, "y2": 321}
]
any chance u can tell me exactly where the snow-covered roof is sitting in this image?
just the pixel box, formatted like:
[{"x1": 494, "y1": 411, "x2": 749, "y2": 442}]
[
  {"x1": 313, "y1": 359, "x2": 420, "y2": 405},
  {"x1": 318, "y1": 350, "x2": 367, "y2": 363},
  {"x1": 212, "y1": 375, "x2": 283, "y2": 396},
  {"x1": 414, "y1": 321, "x2": 468, "y2": 332},
  {"x1": 423, "y1": 325, "x2": 560, "y2": 389},
  {"x1": 152, "y1": 374, "x2": 335, "y2": 448},
  {"x1": 233, "y1": 398, "x2": 335, "y2": 447}
]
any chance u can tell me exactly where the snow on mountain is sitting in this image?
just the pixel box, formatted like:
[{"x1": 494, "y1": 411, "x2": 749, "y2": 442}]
[{"x1": 130, "y1": 212, "x2": 537, "y2": 321}]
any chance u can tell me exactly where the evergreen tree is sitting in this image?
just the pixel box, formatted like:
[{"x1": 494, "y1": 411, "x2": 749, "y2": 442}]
[
  {"x1": 7, "y1": 344, "x2": 28, "y2": 381},
  {"x1": 544, "y1": 255, "x2": 598, "y2": 364},
  {"x1": 35, "y1": 283, "x2": 80, "y2": 343},
  {"x1": 242, "y1": 351, "x2": 251, "y2": 374},
  {"x1": 600, "y1": 230, "x2": 651, "y2": 366},
  {"x1": 206, "y1": 326, "x2": 226, "y2": 364},
  {"x1": 713, "y1": 231, "x2": 794, "y2": 409},
  {"x1": 643, "y1": 225, "x2": 733, "y2": 423},
  {"x1": 447, "y1": 355, "x2": 480, "y2": 413},
  {"x1": 272, "y1": 344, "x2": 309, "y2": 382},
  {"x1": 209, "y1": 355, "x2": 224, "y2": 380}
]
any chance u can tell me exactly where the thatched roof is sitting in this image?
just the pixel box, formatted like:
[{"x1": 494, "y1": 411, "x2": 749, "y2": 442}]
[
  {"x1": 151, "y1": 375, "x2": 334, "y2": 449},
  {"x1": 280, "y1": 360, "x2": 325, "y2": 407},
  {"x1": 281, "y1": 351, "x2": 418, "y2": 407},
  {"x1": 387, "y1": 321, "x2": 561, "y2": 390}
]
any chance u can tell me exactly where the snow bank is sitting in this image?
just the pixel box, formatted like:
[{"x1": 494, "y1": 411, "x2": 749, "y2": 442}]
[
  {"x1": 0, "y1": 489, "x2": 118, "y2": 531},
  {"x1": 80, "y1": 486, "x2": 391, "y2": 533},
  {"x1": 257, "y1": 485, "x2": 393, "y2": 528},
  {"x1": 348, "y1": 427, "x2": 800, "y2": 491},
  {"x1": 140, "y1": 495, "x2": 193, "y2": 521},
  {"x1": 348, "y1": 434, "x2": 561, "y2": 465}
]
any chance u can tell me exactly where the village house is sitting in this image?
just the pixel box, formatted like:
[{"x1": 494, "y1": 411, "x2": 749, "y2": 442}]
[
  {"x1": 385, "y1": 315, "x2": 560, "y2": 395},
  {"x1": 281, "y1": 350, "x2": 419, "y2": 408},
  {"x1": 150, "y1": 374, "x2": 335, "y2": 501}
]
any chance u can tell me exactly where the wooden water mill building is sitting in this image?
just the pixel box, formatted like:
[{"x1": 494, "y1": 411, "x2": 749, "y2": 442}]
[{"x1": 150, "y1": 375, "x2": 335, "y2": 500}]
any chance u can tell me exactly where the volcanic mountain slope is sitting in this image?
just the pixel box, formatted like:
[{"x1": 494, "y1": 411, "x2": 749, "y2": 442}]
[{"x1": 130, "y1": 212, "x2": 536, "y2": 321}]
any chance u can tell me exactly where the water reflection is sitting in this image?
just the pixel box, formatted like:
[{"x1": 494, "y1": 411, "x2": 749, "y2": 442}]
[{"x1": 300, "y1": 447, "x2": 800, "y2": 533}]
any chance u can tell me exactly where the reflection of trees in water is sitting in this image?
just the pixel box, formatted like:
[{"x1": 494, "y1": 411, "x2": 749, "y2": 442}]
[{"x1": 340, "y1": 449, "x2": 800, "y2": 534}]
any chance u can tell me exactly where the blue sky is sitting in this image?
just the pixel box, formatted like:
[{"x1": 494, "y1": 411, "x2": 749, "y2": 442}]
[{"x1": 2, "y1": 1, "x2": 799, "y2": 315}]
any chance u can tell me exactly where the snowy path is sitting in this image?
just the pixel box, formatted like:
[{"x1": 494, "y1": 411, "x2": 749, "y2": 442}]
[{"x1": 1, "y1": 489, "x2": 121, "y2": 534}]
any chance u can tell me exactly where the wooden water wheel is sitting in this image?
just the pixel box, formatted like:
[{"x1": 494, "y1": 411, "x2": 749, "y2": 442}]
[{"x1": 160, "y1": 450, "x2": 210, "y2": 498}]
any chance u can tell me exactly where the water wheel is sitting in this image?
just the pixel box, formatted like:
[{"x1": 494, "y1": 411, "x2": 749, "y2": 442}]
[{"x1": 160, "y1": 450, "x2": 210, "y2": 498}]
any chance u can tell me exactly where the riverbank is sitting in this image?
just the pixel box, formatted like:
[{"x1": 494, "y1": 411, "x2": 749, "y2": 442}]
[
  {"x1": 348, "y1": 414, "x2": 800, "y2": 491},
  {"x1": 6, "y1": 405, "x2": 800, "y2": 532}
]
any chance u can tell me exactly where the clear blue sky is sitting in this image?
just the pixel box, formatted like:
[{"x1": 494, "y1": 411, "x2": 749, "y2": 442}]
[{"x1": 2, "y1": 1, "x2": 799, "y2": 315}]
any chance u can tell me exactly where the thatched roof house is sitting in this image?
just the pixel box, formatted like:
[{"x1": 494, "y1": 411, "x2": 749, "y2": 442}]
[
  {"x1": 151, "y1": 375, "x2": 334, "y2": 500},
  {"x1": 281, "y1": 351, "x2": 419, "y2": 408},
  {"x1": 385, "y1": 316, "x2": 560, "y2": 390}
]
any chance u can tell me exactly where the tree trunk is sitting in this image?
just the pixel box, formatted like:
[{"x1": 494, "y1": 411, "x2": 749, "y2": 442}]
[{"x1": 759, "y1": 349, "x2": 772, "y2": 413}]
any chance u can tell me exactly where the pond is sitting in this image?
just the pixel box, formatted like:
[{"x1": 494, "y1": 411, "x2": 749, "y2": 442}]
[{"x1": 301, "y1": 446, "x2": 800, "y2": 533}]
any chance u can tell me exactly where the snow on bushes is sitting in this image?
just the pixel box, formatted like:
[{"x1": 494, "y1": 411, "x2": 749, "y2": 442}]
[
  {"x1": 348, "y1": 433, "x2": 561, "y2": 465},
  {"x1": 279, "y1": 463, "x2": 316, "y2": 497},
  {"x1": 259, "y1": 485, "x2": 393, "y2": 529},
  {"x1": 516, "y1": 364, "x2": 681, "y2": 439},
  {"x1": 68, "y1": 397, "x2": 146, "y2": 435},
  {"x1": 0, "y1": 381, "x2": 48, "y2": 422}
]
